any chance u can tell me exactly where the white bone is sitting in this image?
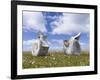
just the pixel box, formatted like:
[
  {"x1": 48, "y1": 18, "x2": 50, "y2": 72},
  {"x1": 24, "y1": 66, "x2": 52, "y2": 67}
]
[
  {"x1": 32, "y1": 32, "x2": 49, "y2": 56},
  {"x1": 63, "y1": 33, "x2": 81, "y2": 55}
]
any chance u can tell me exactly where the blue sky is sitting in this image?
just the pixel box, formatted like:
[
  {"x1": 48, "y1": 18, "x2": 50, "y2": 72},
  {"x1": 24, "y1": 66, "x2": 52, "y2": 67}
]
[{"x1": 22, "y1": 11, "x2": 90, "y2": 51}]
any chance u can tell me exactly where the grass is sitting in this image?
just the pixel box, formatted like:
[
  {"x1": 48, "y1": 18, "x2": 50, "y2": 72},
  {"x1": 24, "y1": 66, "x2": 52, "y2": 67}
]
[{"x1": 22, "y1": 51, "x2": 89, "y2": 69}]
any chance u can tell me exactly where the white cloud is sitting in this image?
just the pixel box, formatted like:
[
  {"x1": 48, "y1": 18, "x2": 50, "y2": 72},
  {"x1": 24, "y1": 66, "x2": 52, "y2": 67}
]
[
  {"x1": 23, "y1": 39, "x2": 63, "y2": 51},
  {"x1": 80, "y1": 42, "x2": 86, "y2": 46},
  {"x1": 80, "y1": 42, "x2": 89, "y2": 51},
  {"x1": 51, "y1": 13, "x2": 90, "y2": 35},
  {"x1": 51, "y1": 39, "x2": 63, "y2": 46},
  {"x1": 23, "y1": 39, "x2": 35, "y2": 51},
  {"x1": 23, "y1": 39, "x2": 89, "y2": 51},
  {"x1": 45, "y1": 15, "x2": 58, "y2": 20},
  {"x1": 23, "y1": 39, "x2": 35, "y2": 46},
  {"x1": 23, "y1": 11, "x2": 47, "y2": 32},
  {"x1": 48, "y1": 39, "x2": 63, "y2": 51}
]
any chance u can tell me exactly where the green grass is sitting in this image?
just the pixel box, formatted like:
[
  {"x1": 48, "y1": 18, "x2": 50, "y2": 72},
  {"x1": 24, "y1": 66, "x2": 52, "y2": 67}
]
[{"x1": 22, "y1": 51, "x2": 89, "y2": 69}]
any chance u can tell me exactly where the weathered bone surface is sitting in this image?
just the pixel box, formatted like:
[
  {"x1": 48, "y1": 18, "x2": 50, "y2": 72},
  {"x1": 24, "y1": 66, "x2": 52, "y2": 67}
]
[
  {"x1": 63, "y1": 33, "x2": 81, "y2": 55},
  {"x1": 32, "y1": 32, "x2": 49, "y2": 56}
]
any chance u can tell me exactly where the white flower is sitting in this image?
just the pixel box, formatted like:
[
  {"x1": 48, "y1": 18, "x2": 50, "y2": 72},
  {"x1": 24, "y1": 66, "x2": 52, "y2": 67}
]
[
  {"x1": 45, "y1": 56, "x2": 47, "y2": 58},
  {"x1": 32, "y1": 61, "x2": 35, "y2": 64},
  {"x1": 53, "y1": 57, "x2": 55, "y2": 60}
]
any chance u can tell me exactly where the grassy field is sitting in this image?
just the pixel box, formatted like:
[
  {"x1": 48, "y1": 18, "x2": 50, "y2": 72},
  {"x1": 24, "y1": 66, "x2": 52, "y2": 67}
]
[{"x1": 22, "y1": 51, "x2": 89, "y2": 69}]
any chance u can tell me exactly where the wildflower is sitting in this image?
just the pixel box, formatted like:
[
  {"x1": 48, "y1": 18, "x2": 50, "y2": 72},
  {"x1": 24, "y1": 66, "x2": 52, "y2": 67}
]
[
  {"x1": 53, "y1": 57, "x2": 55, "y2": 60},
  {"x1": 45, "y1": 56, "x2": 47, "y2": 59},
  {"x1": 32, "y1": 61, "x2": 35, "y2": 64}
]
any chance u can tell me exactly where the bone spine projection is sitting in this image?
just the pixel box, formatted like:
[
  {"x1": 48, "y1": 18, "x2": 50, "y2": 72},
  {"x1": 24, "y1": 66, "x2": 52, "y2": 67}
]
[
  {"x1": 63, "y1": 33, "x2": 81, "y2": 55},
  {"x1": 32, "y1": 32, "x2": 49, "y2": 56}
]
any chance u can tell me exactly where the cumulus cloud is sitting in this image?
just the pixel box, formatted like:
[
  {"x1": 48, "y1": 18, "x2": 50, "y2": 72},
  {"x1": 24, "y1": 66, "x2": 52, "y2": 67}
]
[
  {"x1": 23, "y1": 11, "x2": 47, "y2": 32},
  {"x1": 23, "y1": 39, "x2": 35, "y2": 46},
  {"x1": 23, "y1": 39, "x2": 35, "y2": 51},
  {"x1": 23, "y1": 39, "x2": 89, "y2": 51},
  {"x1": 48, "y1": 39, "x2": 63, "y2": 51},
  {"x1": 50, "y1": 13, "x2": 90, "y2": 35},
  {"x1": 51, "y1": 39, "x2": 63, "y2": 46},
  {"x1": 22, "y1": 12, "x2": 90, "y2": 51},
  {"x1": 80, "y1": 42, "x2": 89, "y2": 51},
  {"x1": 23, "y1": 39, "x2": 63, "y2": 51}
]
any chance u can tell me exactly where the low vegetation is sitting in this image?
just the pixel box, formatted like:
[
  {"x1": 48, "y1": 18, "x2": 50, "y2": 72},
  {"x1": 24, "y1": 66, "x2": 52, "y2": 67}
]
[{"x1": 22, "y1": 51, "x2": 89, "y2": 69}]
